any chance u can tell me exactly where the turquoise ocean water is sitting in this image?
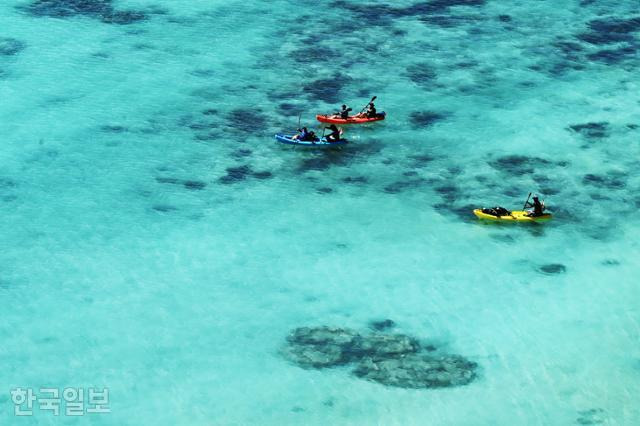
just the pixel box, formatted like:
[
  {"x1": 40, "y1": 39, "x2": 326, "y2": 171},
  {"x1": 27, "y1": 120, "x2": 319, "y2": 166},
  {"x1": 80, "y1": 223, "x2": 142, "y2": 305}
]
[{"x1": 1, "y1": 0, "x2": 639, "y2": 424}]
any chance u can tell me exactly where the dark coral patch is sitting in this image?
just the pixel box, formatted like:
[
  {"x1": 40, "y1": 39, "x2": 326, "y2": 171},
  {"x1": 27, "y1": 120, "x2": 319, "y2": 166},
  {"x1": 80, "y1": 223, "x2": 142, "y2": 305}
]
[
  {"x1": 369, "y1": 319, "x2": 395, "y2": 331},
  {"x1": 252, "y1": 171, "x2": 273, "y2": 180},
  {"x1": 489, "y1": 155, "x2": 552, "y2": 176},
  {"x1": 0, "y1": 38, "x2": 26, "y2": 56},
  {"x1": 156, "y1": 177, "x2": 180, "y2": 185},
  {"x1": 383, "y1": 179, "x2": 425, "y2": 194},
  {"x1": 576, "y1": 31, "x2": 633, "y2": 45},
  {"x1": 226, "y1": 109, "x2": 266, "y2": 133},
  {"x1": 538, "y1": 264, "x2": 566, "y2": 275},
  {"x1": 342, "y1": 176, "x2": 368, "y2": 184},
  {"x1": 100, "y1": 125, "x2": 127, "y2": 133},
  {"x1": 409, "y1": 154, "x2": 435, "y2": 168},
  {"x1": 569, "y1": 122, "x2": 609, "y2": 138},
  {"x1": 433, "y1": 203, "x2": 477, "y2": 221},
  {"x1": 302, "y1": 73, "x2": 352, "y2": 103},
  {"x1": 421, "y1": 15, "x2": 479, "y2": 28},
  {"x1": 183, "y1": 180, "x2": 207, "y2": 190},
  {"x1": 587, "y1": 46, "x2": 637, "y2": 65},
  {"x1": 582, "y1": 173, "x2": 625, "y2": 189},
  {"x1": 152, "y1": 204, "x2": 177, "y2": 213},
  {"x1": 576, "y1": 16, "x2": 640, "y2": 45},
  {"x1": 406, "y1": 62, "x2": 437, "y2": 87},
  {"x1": 298, "y1": 157, "x2": 331, "y2": 173},
  {"x1": 24, "y1": 0, "x2": 147, "y2": 24},
  {"x1": 409, "y1": 111, "x2": 448, "y2": 127},
  {"x1": 231, "y1": 148, "x2": 252, "y2": 159},
  {"x1": 289, "y1": 46, "x2": 341, "y2": 64},
  {"x1": 219, "y1": 165, "x2": 252, "y2": 184},
  {"x1": 588, "y1": 17, "x2": 640, "y2": 34}
]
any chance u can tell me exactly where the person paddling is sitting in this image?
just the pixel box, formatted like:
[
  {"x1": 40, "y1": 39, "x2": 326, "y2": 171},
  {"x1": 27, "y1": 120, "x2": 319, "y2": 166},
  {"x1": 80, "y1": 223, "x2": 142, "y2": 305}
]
[
  {"x1": 355, "y1": 101, "x2": 377, "y2": 118},
  {"x1": 332, "y1": 104, "x2": 351, "y2": 119},
  {"x1": 292, "y1": 127, "x2": 315, "y2": 141},
  {"x1": 324, "y1": 124, "x2": 342, "y2": 142},
  {"x1": 525, "y1": 195, "x2": 546, "y2": 217}
]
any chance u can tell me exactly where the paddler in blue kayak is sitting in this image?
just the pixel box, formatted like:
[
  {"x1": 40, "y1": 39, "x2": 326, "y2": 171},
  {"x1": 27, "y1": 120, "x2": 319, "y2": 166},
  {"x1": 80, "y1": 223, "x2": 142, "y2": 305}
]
[
  {"x1": 291, "y1": 127, "x2": 316, "y2": 141},
  {"x1": 324, "y1": 124, "x2": 342, "y2": 142}
]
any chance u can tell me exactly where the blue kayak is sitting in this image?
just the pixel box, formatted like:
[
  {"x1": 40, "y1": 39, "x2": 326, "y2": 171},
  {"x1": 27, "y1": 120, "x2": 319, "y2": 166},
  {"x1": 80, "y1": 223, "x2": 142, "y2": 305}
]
[{"x1": 275, "y1": 134, "x2": 348, "y2": 146}]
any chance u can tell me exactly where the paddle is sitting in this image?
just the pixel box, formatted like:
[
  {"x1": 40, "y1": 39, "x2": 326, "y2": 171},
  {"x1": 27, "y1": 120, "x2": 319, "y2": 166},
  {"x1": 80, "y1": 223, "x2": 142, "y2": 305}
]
[
  {"x1": 522, "y1": 192, "x2": 532, "y2": 210},
  {"x1": 358, "y1": 95, "x2": 377, "y2": 115}
]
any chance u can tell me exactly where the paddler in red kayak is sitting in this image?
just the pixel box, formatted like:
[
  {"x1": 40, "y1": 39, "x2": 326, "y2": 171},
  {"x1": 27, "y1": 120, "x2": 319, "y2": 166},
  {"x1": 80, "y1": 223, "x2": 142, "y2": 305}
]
[
  {"x1": 337, "y1": 104, "x2": 352, "y2": 119},
  {"x1": 355, "y1": 102, "x2": 377, "y2": 119}
]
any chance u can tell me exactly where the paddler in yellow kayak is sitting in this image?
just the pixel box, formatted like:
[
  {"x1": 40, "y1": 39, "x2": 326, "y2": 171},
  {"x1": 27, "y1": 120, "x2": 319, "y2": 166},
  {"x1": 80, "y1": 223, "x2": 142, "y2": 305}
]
[
  {"x1": 473, "y1": 193, "x2": 551, "y2": 222},
  {"x1": 524, "y1": 195, "x2": 546, "y2": 217}
]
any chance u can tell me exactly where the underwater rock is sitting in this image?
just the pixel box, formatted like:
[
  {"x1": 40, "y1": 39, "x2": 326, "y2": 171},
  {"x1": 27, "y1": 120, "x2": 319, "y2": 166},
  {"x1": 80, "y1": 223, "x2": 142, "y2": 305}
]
[
  {"x1": 352, "y1": 333, "x2": 419, "y2": 358},
  {"x1": 369, "y1": 319, "x2": 395, "y2": 331},
  {"x1": 538, "y1": 264, "x2": 566, "y2": 275},
  {"x1": 316, "y1": 187, "x2": 333, "y2": 194},
  {"x1": 0, "y1": 38, "x2": 26, "y2": 56},
  {"x1": 352, "y1": 353, "x2": 477, "y2": 389},
  {"x1": 576, "y1": 408, "x2": 606, "y2": 425},
  {"x1": 282, "y1": 326, "x2": 360, "y2": 368},
  {"x1": 283, "y1": 325, "x2": 478, "y2": 389}
]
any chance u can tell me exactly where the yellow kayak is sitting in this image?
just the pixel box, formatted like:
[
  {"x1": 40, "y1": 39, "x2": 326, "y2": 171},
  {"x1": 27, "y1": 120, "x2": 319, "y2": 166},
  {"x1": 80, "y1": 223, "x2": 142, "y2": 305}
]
[{"x1": 473, "y1": 209, "x2": 552, "y2": 222}]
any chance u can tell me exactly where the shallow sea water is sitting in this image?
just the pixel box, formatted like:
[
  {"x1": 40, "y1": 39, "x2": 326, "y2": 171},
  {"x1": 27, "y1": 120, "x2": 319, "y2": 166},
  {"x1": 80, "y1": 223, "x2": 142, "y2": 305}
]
[{"x1": 1, "y1": 0, "x2": 639, "y2": 424}]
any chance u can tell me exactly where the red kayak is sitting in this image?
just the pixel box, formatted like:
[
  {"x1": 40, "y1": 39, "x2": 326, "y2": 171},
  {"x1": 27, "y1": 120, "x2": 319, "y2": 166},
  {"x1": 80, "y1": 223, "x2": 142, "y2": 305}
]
[{"x1": 316, "y1": 112, "x2": 386, "y2": 124}]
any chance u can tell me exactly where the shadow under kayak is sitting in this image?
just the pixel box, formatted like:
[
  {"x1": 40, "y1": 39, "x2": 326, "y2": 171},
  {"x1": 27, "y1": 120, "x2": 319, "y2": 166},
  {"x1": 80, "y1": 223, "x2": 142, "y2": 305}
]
[
  {"x1": 316, "y1": 112, "x2": 386, "y2": 125},
  {"x1": 473, "y1": 209, "x2": 552, "y2": 222},
  {"x1": 275, "y1": 134, "x2": 348, "y2": 146}
]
